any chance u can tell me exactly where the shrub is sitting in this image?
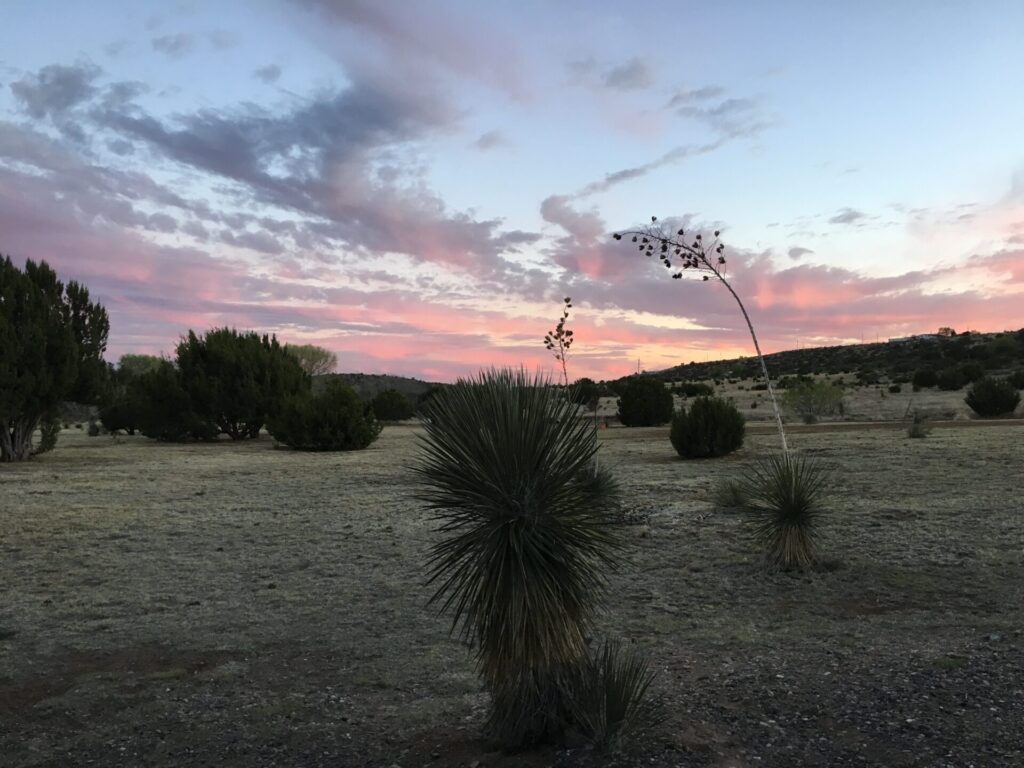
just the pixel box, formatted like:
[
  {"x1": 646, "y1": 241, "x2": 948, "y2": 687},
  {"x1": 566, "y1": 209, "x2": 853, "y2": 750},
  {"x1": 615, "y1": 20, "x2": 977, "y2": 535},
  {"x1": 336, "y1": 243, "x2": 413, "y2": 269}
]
[
  {"x1": 617, "y1": 377, "x2": 673, "y2": 427},
  {"x1": 269, "y1": 380, "x2": 381, "y2": 451},
  {"x1": 741, "y1": 454, "x2": 829, "y2": 571},
  {"x1": 1008, "y1": 370, "x2": 1024, "y2": 390},
  {"x1": 571, "y1": 377, "x2": 600, "y2": 408},
  {"x1": 670, "y1": 397, "x2": 745, "y2": 459},
  {"x1": 936, "y1": 367, "x2": 966, "y2": 391},
  {"x1": 176, "y1": 328, "x2": 309, "y2": 440},
  {"x1": 564, "y1": 641, "x2": 662, "y2": 752},
  {"x1": 712, "y1": 477, "x2": 748, "y2": 509},
  {"x1": 137, "y1": 361, "x2": 217, "y2": 442},
  {"x1": 414, "y1": 369, "x2": 621, "y2": 750},
  {"x1": 912, "y1": 368, "x2": 938, "y2": 388},
  {"x1": 32, "y1": 415, "x2": 61, "y2": 456},
  {"x1": 86, "y1": 418, "x2": 102, "y2": 437},
  {"x1": 958, "y1": 362, "x2": 984, "y2": 383},
  {"x1": 782, "y1": 380, "x2": 844, "y2": 424},
  {"x1": 888, "y1": 384, "x2": 902, "y2": 394},
  {"x1": 370, "y1": 388, "x2": 415, "y2": 421},
  {"x1": 964, "y1": 377, "x2": 1021, "y2": 418},
  {"x1": 100, "y1": 359, "x2": 154, "y2": 435},
  {"x1": 674, "y1": 381, "x2": 713, "y2": 398},
  {"x1": 907, "y1": 411, "x2": 931, "y2": 438}
]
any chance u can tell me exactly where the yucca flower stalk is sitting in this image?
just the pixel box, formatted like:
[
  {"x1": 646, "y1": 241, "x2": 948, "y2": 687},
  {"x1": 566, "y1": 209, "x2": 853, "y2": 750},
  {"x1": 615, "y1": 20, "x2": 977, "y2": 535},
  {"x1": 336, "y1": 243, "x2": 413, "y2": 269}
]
[
  {"x1": 613, "y1": 219, "x2": 788, "y2": 454},
  {"x1": 544, "y1": 296, "x2": 575, "y2": 388},
  {"x1": 413, "y1": 368, "x2": 622, "y2": 749}
]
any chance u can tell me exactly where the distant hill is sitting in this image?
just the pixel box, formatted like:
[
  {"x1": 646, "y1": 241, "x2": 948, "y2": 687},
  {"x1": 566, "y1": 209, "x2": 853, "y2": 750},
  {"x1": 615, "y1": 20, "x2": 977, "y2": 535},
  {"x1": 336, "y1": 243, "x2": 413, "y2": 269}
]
[
  {"x1": 315, "y1": 372, "x2": 439, "y2": 401},
  {"x1": 635, "y1": 328, "x2": 1024, "y2": 384}
]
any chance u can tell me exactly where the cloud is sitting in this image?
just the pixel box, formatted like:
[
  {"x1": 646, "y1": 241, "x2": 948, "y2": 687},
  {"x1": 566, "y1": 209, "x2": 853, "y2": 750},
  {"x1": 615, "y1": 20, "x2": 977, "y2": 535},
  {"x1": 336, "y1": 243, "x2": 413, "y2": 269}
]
[
  {"x1": 9, "y1": 62, "x2": 102, "y2": 119},
  {"x1": 253, "y1": 64, "x2": 282, "y2": 83},
  {"x1": 151, "y1": 33, "x2": 194, "y2": 58},
  {"x1": 672, "y1": 95, "x2": 770, "y2": 138},
  {"x1": 788, "y1": 246, "x2": 814, "y2": 260},
  {"x1": 289, "y1": 0, "x2": 523, "y2": 97},
  {"x1": 603, "y1": 58, "x2": 653, "y2": 90},
  {"x1": 667, "y1": 86, "x2": 726, "y2": 107},
  {"x1": 828, "y1": 207, "x2": 868, "y2": 225},
  {"x1": 574, "y1": 142, "x2": 724, "y2": 197},
  {"x1": 473, "y1": 129, "x2": 507, "y2": 150}
]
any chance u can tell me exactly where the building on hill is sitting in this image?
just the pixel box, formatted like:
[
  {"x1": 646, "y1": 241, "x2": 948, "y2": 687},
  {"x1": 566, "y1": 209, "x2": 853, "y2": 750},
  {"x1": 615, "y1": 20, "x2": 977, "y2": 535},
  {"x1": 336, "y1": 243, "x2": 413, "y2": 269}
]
[{"x1": 888, "y1": 334, "x2": 940, "y2": 344}]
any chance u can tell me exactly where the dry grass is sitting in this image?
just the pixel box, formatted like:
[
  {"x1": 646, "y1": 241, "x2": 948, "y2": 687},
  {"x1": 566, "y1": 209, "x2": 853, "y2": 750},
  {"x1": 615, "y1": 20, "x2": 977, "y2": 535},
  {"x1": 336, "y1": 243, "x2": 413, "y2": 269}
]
[{"x1": 1, "y1": 423, "x2": 1022, "y2": 766}]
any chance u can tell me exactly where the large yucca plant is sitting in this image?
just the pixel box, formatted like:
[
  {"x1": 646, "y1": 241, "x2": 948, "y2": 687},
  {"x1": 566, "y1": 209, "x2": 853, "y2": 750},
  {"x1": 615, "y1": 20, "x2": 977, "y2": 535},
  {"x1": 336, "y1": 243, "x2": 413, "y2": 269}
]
[
  {"x1": 414, "y1": 368, "x2": 622, "y2": 750},
  {"x1": 741, "y1": 454, "x2": 829, "y2": 571}
]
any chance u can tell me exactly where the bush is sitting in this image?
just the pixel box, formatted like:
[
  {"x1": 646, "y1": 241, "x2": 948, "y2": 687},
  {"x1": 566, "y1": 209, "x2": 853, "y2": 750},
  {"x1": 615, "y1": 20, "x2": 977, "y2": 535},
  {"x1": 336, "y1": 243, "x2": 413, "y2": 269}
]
[
  {"x1": 964, "y1": 377, "x2": 1021, "y2": 418},
  {"x1": 136, "y1": 361, "x2": 218, "y2": 442},
  {"x1": 741, "y1": 454, "x2": 829, "y2": 571},
  {"x1": 888, "y1": 384, "x2": 902, "y2": 394},
  {"x1": 414, "y1": 369, "x2": 621, "y2": 750},
  {"x1": 712, "y1": 477, "x2": 748, "y2": 509},
  {"x1": 907, "y1": 411, "x2": 931, "y2": 438},
  {"x1": 782, "y1": 380, "x2": 844, "y2": 424},
  {"x1": 86, "y1": 418, "x2": 102, "y2": 437},
  {"x1": 100, "y1": 361, "x2": 152, "y2": 435},
  {"x1": 673, "y1": 381, "x2": 714, "y2": 398},
  {"x1": 564, "y1": 641, "x2": 662, "y2": 752},
  {"x1": 936, "y1": 367, "x2": 966, "y2": 391},
  {"x1": 176, "y1": 328, "x2": 309, "y2": 440},
  {"x1": 617, "y1": 377, "x2": 673, "y2": 427},
  {"x1": 32, "y1": 415, "x2": 61, "y2": 456},
  {"x1": 370, "y1": 388, "x2": 415, "y2": 421},
  {"x1": 912, "y1": 368, "x2": 938, "y2": 388},
  {"x1": 670, "y1": 397, "x2": 745, "y2": 459},
  {"x1": 1008, "y1": 370, "x2": 1024, "y2": 390},
  {"x1": 958, "y1": 362, "x2": 984, "y2": 383},
  {"x1": 571, "y1": 377, "x2": 600, "y2": 408},
  {"x1": 269, "y1": 380, "x2": 382, "y2": 451}
]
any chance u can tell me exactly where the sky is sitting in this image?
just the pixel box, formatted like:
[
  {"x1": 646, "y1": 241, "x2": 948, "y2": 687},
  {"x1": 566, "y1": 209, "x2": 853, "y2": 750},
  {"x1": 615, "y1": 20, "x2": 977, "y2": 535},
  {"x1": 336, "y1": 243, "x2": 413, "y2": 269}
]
[{"x1": 2, "y1": 0, "x2": 1023, "y2": 382}]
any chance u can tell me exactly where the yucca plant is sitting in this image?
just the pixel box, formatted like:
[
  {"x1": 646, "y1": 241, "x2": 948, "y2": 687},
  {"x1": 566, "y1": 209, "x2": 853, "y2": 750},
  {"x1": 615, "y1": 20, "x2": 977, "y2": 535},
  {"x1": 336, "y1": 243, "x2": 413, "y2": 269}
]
[
  {"x1": 414, "y1": 368, "x2": 622, "y2": 750},
  {"x1": 741, "y1": 454, "x2": 829, "y2": 571},
  {"x1": 565, "y1": 640, "x2": 663, "y2": 752}
]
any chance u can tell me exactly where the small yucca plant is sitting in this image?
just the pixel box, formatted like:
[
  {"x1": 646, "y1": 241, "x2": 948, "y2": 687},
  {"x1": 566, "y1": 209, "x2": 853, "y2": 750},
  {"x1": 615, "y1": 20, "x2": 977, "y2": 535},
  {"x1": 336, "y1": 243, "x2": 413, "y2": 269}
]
[
  {"x1": 712, "y1": 476, "x2": 748, "y2": 509},
  {"x1": 565, "y1": 641, "x2": 663, "y2": 752},
  {"x1": 414, "y1": 368, "x2": 622, "y2": 750},
  {"x1": 741, "y1": 454, "x2": 829, "y2": 571}
]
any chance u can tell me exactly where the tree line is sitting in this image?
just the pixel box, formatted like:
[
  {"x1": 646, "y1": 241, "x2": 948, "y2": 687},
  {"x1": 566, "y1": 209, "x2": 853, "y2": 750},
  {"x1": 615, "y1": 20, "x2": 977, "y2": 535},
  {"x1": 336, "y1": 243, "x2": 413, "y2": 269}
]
[{"x1": 1, "y1": 257, "x2": 424, "y2": 460}]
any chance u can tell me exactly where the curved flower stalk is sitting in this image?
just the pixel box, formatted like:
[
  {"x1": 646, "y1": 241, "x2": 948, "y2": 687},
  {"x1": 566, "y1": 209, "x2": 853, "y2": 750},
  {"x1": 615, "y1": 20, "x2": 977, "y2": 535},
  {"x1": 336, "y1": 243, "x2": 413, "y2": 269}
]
[{"x1": 613, "y1": 219, "x2": 788, "y2": 454}]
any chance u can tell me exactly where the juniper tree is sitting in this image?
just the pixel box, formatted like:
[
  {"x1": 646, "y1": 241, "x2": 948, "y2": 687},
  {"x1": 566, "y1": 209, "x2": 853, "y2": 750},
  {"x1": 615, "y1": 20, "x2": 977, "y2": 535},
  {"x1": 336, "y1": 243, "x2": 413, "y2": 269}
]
[{"x1": 0, "y1": 257, "x2": 109, "y2": 461}]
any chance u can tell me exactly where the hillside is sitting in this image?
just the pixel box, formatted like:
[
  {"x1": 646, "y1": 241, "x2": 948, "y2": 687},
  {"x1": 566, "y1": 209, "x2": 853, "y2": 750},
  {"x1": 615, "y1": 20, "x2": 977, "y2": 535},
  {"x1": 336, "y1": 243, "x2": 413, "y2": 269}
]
[
  {"x1": 648, "y1": 328, "x2": 1024, "y2": 383},
  {"x1": 314, "y1": 372, "x2": 439, "y2": 401}
]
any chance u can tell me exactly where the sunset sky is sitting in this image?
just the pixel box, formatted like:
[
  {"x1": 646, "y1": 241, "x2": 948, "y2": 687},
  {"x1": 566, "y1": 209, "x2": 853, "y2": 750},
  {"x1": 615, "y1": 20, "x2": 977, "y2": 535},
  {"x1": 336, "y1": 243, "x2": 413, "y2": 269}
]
[{"x1": 3, "y1": 1, "x2": 1023, "y2": 382}]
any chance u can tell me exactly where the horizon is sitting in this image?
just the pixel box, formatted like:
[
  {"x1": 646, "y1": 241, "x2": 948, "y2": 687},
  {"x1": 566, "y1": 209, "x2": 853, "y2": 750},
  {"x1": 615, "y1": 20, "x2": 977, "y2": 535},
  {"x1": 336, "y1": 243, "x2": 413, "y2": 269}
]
[{"x1": 3, "y1": 1, "x2": 1023, "y2": 383}]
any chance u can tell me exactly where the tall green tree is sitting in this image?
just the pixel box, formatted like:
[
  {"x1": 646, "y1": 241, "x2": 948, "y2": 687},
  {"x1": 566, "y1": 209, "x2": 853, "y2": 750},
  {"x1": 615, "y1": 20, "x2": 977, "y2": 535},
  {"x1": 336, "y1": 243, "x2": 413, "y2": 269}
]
[
  {"x1": 0, "y1": 257, "x2": 109, "y2": 461},
  {"x1": 175, "y1": 328, "x2": 309, "y2": 440}
]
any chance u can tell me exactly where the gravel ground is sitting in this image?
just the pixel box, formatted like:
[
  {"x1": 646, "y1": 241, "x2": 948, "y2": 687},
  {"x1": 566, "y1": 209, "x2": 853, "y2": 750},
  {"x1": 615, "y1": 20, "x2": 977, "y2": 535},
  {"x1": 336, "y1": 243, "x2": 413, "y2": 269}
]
[{"x1": 1, "y1": 421, "x2": 1022, "y2": 767}]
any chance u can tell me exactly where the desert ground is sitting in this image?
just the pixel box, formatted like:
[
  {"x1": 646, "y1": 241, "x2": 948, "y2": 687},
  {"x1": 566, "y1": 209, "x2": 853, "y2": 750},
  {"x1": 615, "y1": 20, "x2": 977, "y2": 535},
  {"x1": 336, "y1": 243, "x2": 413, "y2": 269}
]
[{"x1": 2, "y1": 415, "x2": 1022, "y2": 767}]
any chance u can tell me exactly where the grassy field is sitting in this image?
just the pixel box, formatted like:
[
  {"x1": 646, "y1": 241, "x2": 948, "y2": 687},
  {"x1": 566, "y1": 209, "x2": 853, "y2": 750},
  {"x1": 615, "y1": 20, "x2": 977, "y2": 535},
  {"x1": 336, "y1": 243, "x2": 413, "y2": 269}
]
[{"x1": 2, "y1": 422, "x2": 1022, "y2": 767}]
